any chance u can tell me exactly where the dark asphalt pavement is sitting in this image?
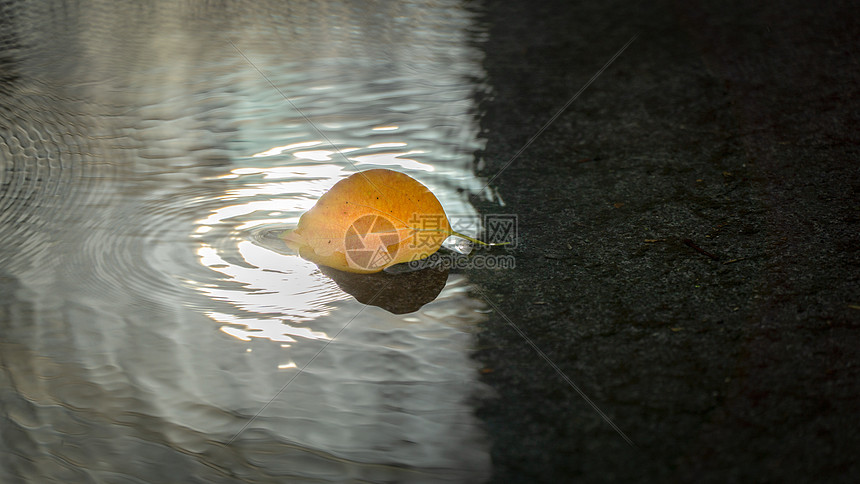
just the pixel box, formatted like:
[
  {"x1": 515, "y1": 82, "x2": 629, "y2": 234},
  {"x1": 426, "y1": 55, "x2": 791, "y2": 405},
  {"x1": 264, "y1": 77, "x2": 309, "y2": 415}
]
[{"x1": 468, "y1": 1, "x2": 859, "y2": 481}]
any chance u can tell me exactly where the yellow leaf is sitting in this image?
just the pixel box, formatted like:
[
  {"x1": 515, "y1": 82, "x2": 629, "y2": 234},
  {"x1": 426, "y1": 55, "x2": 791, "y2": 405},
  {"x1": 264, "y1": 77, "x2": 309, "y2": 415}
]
[{"x1": 283, "y1": 169, "x2": 452, "y2": 273}]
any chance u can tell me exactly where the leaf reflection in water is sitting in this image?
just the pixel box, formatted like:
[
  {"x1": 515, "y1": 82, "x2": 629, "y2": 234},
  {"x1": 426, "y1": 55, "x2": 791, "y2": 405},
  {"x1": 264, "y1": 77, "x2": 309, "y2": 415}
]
[{"x1": 318, "y1": 263, "x2": 449, "y2": 314}]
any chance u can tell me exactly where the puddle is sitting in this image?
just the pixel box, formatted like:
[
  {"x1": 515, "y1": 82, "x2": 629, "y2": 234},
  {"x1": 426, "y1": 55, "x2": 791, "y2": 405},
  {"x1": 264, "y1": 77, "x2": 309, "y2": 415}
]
[{"x1": 0, "y1": 1, "x2": 497, "y2": 481}]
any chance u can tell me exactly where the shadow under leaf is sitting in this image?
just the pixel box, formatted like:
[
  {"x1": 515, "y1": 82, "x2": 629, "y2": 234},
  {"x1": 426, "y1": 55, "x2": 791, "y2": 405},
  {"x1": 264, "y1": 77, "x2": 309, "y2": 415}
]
[{"x1": 317, "y1": 264, "x2": 449, "y2": 315}]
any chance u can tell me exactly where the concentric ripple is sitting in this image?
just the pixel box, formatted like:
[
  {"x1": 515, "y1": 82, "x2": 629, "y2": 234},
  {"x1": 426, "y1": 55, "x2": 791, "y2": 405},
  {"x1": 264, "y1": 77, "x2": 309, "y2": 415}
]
[{"x1": 0, "y1": 94, "x2": 118, "y2": 275}]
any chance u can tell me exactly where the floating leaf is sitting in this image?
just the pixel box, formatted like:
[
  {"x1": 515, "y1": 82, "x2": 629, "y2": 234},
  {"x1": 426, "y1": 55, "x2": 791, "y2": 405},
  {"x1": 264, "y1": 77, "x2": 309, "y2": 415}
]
[{"x1": 283, "y1": 169, "x2": 453, "y2": 273}]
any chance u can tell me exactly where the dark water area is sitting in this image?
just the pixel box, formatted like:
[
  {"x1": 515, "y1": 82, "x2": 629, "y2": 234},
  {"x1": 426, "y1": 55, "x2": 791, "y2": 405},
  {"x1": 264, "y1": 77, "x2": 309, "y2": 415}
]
[{"x1": 3, "y1": 0, "x2": 860, "y2": 483}]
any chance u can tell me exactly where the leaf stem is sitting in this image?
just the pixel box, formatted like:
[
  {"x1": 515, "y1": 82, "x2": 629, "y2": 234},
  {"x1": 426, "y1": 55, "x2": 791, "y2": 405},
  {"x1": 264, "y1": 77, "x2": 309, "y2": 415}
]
[{"x1": 411, "y1": 228, "x2": 510, "y2": 247}]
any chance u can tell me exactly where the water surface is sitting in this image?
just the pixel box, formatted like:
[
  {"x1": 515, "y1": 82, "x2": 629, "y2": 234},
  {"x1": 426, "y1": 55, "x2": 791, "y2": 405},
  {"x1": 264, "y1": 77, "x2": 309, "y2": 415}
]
[{"x1": 0, "y1": 1, "x2": 496, "y2": 481}]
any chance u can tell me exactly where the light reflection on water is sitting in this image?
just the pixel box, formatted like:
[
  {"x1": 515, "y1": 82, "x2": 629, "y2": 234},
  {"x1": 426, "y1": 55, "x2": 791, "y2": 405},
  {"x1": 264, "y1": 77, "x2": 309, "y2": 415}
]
[
  {"x1": 198, "y1": 240, "x2": 342, "y2": 342},
  {"x1": 0, "y1": 0, "x2": 495, "y2": 481}
]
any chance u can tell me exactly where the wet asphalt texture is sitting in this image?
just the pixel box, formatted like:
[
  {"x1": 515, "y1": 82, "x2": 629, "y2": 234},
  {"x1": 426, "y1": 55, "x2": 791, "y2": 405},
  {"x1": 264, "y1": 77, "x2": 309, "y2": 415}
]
[{"x1": 467, "y1": 0, "x2": 859, "y2": 482}]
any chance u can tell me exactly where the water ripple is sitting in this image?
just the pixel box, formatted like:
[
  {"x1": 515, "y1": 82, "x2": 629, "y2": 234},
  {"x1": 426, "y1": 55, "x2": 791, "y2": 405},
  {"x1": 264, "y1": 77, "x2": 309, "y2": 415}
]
[{"x1": 0, "y1": 94, "x2": 117, "y2": 274}]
